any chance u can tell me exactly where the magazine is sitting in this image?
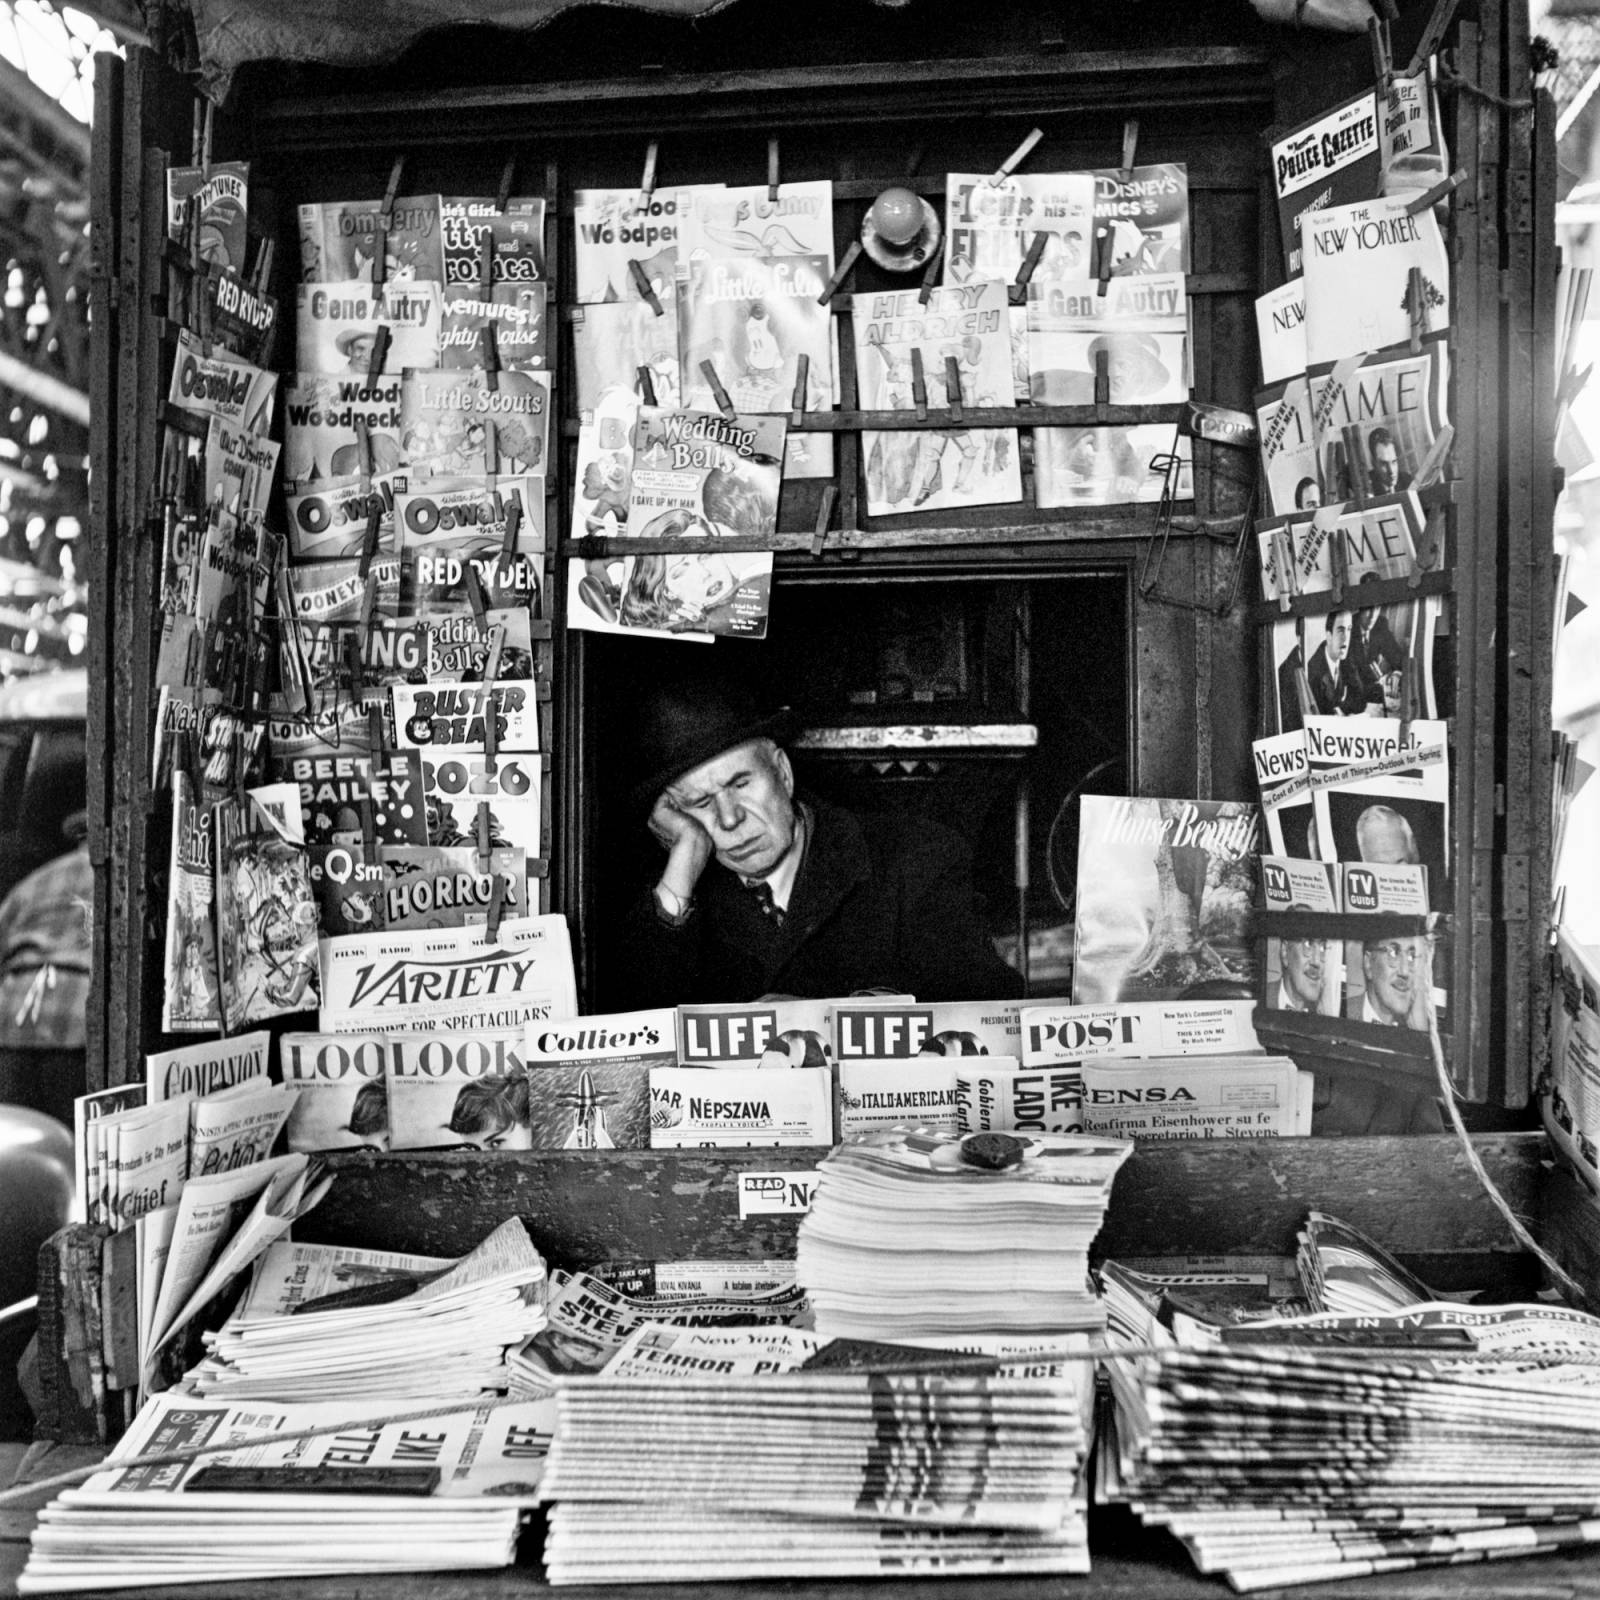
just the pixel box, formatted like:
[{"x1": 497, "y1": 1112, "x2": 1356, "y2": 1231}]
[
  {"x1": 676, "y1": 998, "x2": 839, "y2": 1067},
  {"x1": 391, "y1": 679, "x2": 541, "y2": 751},
  {"x1": 387, "y1": 1029, "x2": 533, "y2": 1150},
  {"x1": 1254, "y1": 280, "x2": 1306, "y2": 385},
  {"x1": 1307, "y1": 336, "x2": 1449, "y2": 502},
  {"x1": 1340, "y1": 859, "x2": 1428, "y2": 914},
  {"x1": 1546, "y1": 930, "x2": 1600, "y2": 1189},
  {"x1": 1253, "y1": 728, "x2": 1316, "y2": 858},
  {"x1": 682, "y1": 180, "x2": 835, "y2": 266},
  {"x1": 519, "y1": 1008, "x2": 678, "y2": 1149},
  {"x1": 1080, "y1": 1055, "x2": 1312, "y2": 1139},
  {"x1": 281, "y1": 1030, "x2": 392, "y2": 1151},
  {"x1": 440, "y1": 196, "x2": 546, "y2": 284},
  {"x1": 832, "y1": 998, "x2": 1030, "y2": 1060},
  {"x1": 439, "y1": 281, "x2": 548, "y2": 372},
  {"x1": 1019, "y1": 999, "x2": 1261, "y2": 1064},
  {"x1": 1261, "y1": 853, "x2": 1344, "y2": 1020},
  {"x1": 836, "y1": 1058, "x2": 959, "y2": 1137},
  {"x1": 1257, "y1": 491, "x2": 1426, "y2": 601},
  {"x1": 203, "y1": 263, "x2": 277, "y2": 365},
  {"x1": 1091, "y1": 164, "x2": 1191, "y2": 277},
  {"x1": 395, "y1": 473, "x2": 545, "y2": 615},
  {"x1": 1304, "y1": 714, "x2": 1450, "y2": 888},
  {"x1": 186, "y1": 1078, "x2": 298, "y2": 1179},
  {"x1": 283, "y1": 472, "x2": 401, "y2": 562},
  {"x1": 944, "y1": 172, "x2": 1096, "y2": 285},
  {"x1": 412, "y1": 744, "x2": 542, "y2": 857},
  {"x1": 296, "y1": 194, "x2": 446, "y2": 284},
  {"x1": 162, "y1": 769, "x2": 222, "y2": 1034},
  {"x1": 166, "y1": 161, "x2": 249, "y2": 271},
  {"x1": 854, "y1": 281, "x2": 1021, "y2": 517},
  {"x1": 1071, "y1": 796, "x2": 1260, "y2": 1004},
  {"x1": 1342, "y1": 923, "x2": 1447, "y2": 1032},
  {"x1": 318, "y1": 913, "x2": 577, "y2": 1034},
  {"x1": 426, "y1": 607, "x2": 539, "y2": 680},
  {"x1": 282, "y1": 373, "x2": 405, "y2": 490},
  {"x1": 572, "y1": 298, "x2": 681, "y2": 419},
  {"x1": 289, "y1": 747, "x2": 429, "y2": 849},
  {"x1": 400, "y1": 367, "x2": 552, "y2": 479},
  {"x1": 1254, "y1": 375, "x2": 1322, "y2": 517},
  {"x1": 167, "y1": 328, "x2": 278, "y2": 439},
  {"x1": 1266, "y1": 614, "x2": 1310, "y2": 735},
  {"x1": 148, "y1": 1031, "x2": 269, "y2": 1106},
  {"x1": 311, "y1": 843, "x2": 526, "y2": 937},
  {"x1": 572, "y1": 185, "x2": 700, "y2": 304},
  {"x1": 954, "y1": 1059, "x2": 1079, "y2": 1136},
  {"x1": 1027, "y1": 274, "x2": 1189, "y2": 405},
  {"x1": 202, "y1": 418, "x2": 278, "y2": 525},
  {"x1": 618, "y1": 405, "x2": 785, "y2": 640},
  {"x1": 295, "y1": 281, "x2": 442, "y2": 375},
  {"x1": 648, "y1": 1066, "x2": 833, "y2": 1147},
  {"x1": 1301, "y1": 193, "x2": 1450, "y2": 367},
  {"x1": 279, "y1": 553, "x2": 401, "y2": 627},
  {"x1": 1290, "y1": 596, "x2": 1439, "y2": 722},
  {"x1": 1035, "y1": 423, "x2": 1188, "y2": 510}
]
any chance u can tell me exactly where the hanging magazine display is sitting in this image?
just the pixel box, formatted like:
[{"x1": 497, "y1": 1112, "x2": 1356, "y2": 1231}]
[
  {"x1": 1254, "y1": 376, "x2": 1322, "y2": 517},
  {"x1": 1035, "y1": 425, "x2": 1189, "y2": 511},
  {"x1": 294, "y1": 282, "x2": 442, "y2": 375},
  {"x1": 167, "y1": 161, "x2": 249, "y2": 271},
  {"x1": 571, "y1": 186, "x2": 698, "y2": 304},
  {"x1": 1254, "y1": 728, "x2": 1316, "y2": 859},
  {"x1": 1260, "y1": 855, "x2": 1343, "y2": 1019},
  {"x1": 296, "y1": 195, "x2": 446, "y2": 285},
  {"x1": 1090, "y1": 164, "x2": 1190, "y2": 276},
  {"x1": 1072, "y1": 796, "x2": 1260, "y2": 1004},
  {"x1": 1027, "y1": 274, "x2": 1189, "y2": 406},
  {"x1": 572, "y1": 300, "x2": 680, "y2": 420},
  {"x1": 1255, "y1": 281, "x2": 1306, "y2": 386},
  {"x1": 943, "y1": 172, "x2": 1096, "y2": 284},
  {"x1": 400, "y1": 367, "x2": 551, "y2": 479},
  {"x1": 395, "y1": 473, "x2": 545, "y2": 614},
  {"x1": 1257, "y1": 491, "x2": 1426, "y2": 602}
]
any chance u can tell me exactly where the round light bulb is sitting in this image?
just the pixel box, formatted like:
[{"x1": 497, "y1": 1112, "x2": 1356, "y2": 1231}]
[{"x1": 869, "y1": 187, "x2": 923, "y2": 247}]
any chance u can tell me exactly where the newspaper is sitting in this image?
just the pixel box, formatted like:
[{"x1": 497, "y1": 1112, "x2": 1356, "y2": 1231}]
[
  {"x1": 100, "y1": 1099, "x2": 189, "y2": 1231},
  {"x1": 146, "y1": 1031, "x2": 269, "y2": 1105},
  {"x1": 1021, "y1": 999, "x2": 1259, "y2": 1064},
  {"x1": 600, "y1": 1323, "x2": 822, "y2": 1380},
  {"x1": 648, "y1": 1066, "x2": 831, "y2": 1147},
  {"x1": 955, "y1": 1059, "x2": 1079, "y2": 1136},
  {"x1": 73, "y1": 1084, "x2": 148, "y2": 1222},
  {"x1": 387, "y1": 1029, "x2": 533, "y2": 1151},
  {"x1": 317, "y1": 913, "x2": 577, "y2": 1034},
  {"x1": 1079, "y1": 1056, "x2": 1312, "y2": 1140},
  {"x1": 186, "y1": 1081, "x2": 298, "y2": 1179},
  {"x1": 836, "y1": 1058, "x2": 959, "y2": 1136},
  {"x1": 282, "y1": 1031, "x2": 391, "y2": 1152}
]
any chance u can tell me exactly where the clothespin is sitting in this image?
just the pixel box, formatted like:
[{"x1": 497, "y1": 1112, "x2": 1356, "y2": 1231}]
[
  {"x1": 1329, "y1": 523, "x2": 1349, "y2": 606},
  {"x1": 700, "y1": 360, "x2": 738, "y2": 422},
  {"x1": 360, "y1": 795, "x2": 377, "y2": 859},
  {"x1": 357, "y1": 496, "x2": 381, "y2": 579},
  {"x1": 354, "y1": 416, "x2": 374, "y2": 498},
  {"x1": 1406, "y1": 0, "x2": 1461, "y2": 76},
  {"x1": 811, "y1": 483, "x2": 838, "y2": 559},
  {"x1": 1094, "y1": 347, "x2": 1110, "y2": 422},
  {"x1": 1404, "y1": 167, "x2": 1467, "y2": 217},
  {"x1": 199, "y1": 100, "x2": 214, "y2": 177},
  {"x1": 1410, "y1": 423, "x2": 1455, "y2": 492},
  {"x1": 989, "y1": 126, "x2": 1043, "y2": 186},
  {"x1": 911, "y1": 348, "x2": 929, "y2": 420},
  {"x1": 344, "y1": 630, "x2": 366, "y2": 695},
  {"x1": 636, "y1": 140, "x2": 659, "y2": 213},
  {"x1": 790, "y1": 354, "x2": 810, "y2": 426},
  {"x1": 480, "y1": 234, "x2": 500, "y2": 390},
  {"x1": 1119, "y1": 119, "x2": 1140, "y2": 181},
  {"x1": 1272, "y1": 526, "x2": 1294, "y2": 613},
  {"x1": 495, "y1": 156, "x2": 517, "y2": 214},
  {"x1": 357, "y1": 569, "x2": 379, "y2": 640},
  {"x1": 1095, "y1": 226, "x2": 1115, "y2": 297},
  {"x1": 250, "y1": 236, "x2": 274, "y2": 298},
  {"x1": 190, "y1": 98, "x2": 205, "y2": 169},
  {"x1": 476, "y1": 800, "x2": 493, "y2": 874},
  {"x1": 1369, "y1": 12, "x2": 1394, "y2": 93},
  {"x1": 366, "y1": 324, "x2": 391, "y2": 386},
  {"x1": 1013, "y1": 232, "x2": 1049, "y2": 300},
  {"x1": 463, "y1": 562, "x2": 490, "y2": 632},
  {"x1": 1406, "y1": 265, "x2": 1428, "y2": 354},
  {"x1": 374, "y1": 156, "x2": 406, "y2": 293},
  {"x1": 917, "y1": 251, "x2": 941, "y2": 307},
  {"x1": 1341, "y1": 425, "x2": 1369, "y2": 509},
  {"x1": 483, "y1": 694, "x2": 499, "y2": 776},
  {"x1": 484, "y1": 416, "x2": 500, "y2": 484},
  {"x1": 628, "y1": 256, "x2": 664, "y2": 315},
  {"x1": 818, "y1": 239, "x2": 862, "y2": 307},
  {"x1": 636, "y1": 364, "x2": 658, "y2": 406},
  {"x1": 767, "y1": 137, "x2": 781, "y2": 203},
  {"x1": 497, "y1": 496, "x2": 522, "y2": 587},
  {"x1": 483, "y1": 874, "x2": 507, "y2": 944},
  {"x1": 480, "y1": 620, "x2": 507, "y2": 690},
  {"x1": 945, "y1": 356, "x2": 964, "y2": 423},
  {"x1": 1410, "y1": 504, "x2": 1446, "y2": 587},
  {"x1": 368, "y1": 701, "x2": 387, "y2": 755},
  {"x1": 232, "y1": 728, "x2": 248, "y2": 809}
]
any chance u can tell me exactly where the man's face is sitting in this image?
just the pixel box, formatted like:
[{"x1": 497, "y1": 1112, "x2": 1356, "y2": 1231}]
[
  {"x1": 1359, "y1": 812, "x2": 1418, "y2": 864},
  {"x1": 1371, "y1": 440, "x2": 1400, "y2": 493},
  {"x1": 1363, "y1": 937, "x2": 1422, "y2": 1024},
  {"x1": 668, "y1": 738, "x2": 798, "y2": 880},
  {"x1": 1325, "y1": 614, "x2": 1351, "y2": 665},
  {"x1": 345, "y1": 334, "x2": 375, "y2": 368},
  {"x1": 1281, "y1": 936, "x2": 1327, "y2": 1010}
]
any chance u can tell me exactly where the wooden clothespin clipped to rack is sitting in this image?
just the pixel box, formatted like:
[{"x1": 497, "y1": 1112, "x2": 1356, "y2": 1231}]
[
  {"x1": 373, "y1": 156, "x2": 407, "y2": 294},
  {"x1": 232, "y1": 728, "x2": 249, "y2": 810},
  {"x1": 1405, "y1": 265, "x2": 1428, "y2": 355},
  {"x1": 628, "y1": 256, "x2": 665, "y2": 317},
  {"x1": 484, "y1": 415, "x2": 500, "y2": 490},
  {"x1": 811, "y1": 483, "x2": 838, "y2": 559},
  {"x1": 344, "y1": 628, "x2": 366, "y2": 697},
  {"x1": 1120, "y1": 119, "x2": 1140, "y2": 182},
  {"x1": 496, "y1": 155, "x2": 518, "y2": 214},
  {"x1": 366, "y1": 324, "x2": 392, "y2": 387},
  {"x1": 1410, "y1": 422, "x2": 1455, "y2": 494},
  {"x1": 700, "y1": 360, "x2": 738, "y2": 422},
  {"x1": 476, "y1": 800, "x2": 494, "y2": 877},
  {"x1": 1341, "y1": 424, "x2": 1369, "y2": 509},
  {"x1": 1406, "y1": 0, "x2": 1461, "y2": 77},
  {"x1": 463, "y1": 561, "x2": 491, "y2": 635},
  {"x1": 944, "y1": 355, "x2": 964, "y2": 424},
  {"x1": 1404, "y1": 167, "x2": 1467, "y2": 218},
  {"x1": 636, "y1": 140, "x2": 659, "y2": 214},
  {"x1": 818, "y1": 239, "x2": 862, "y2": 307},
  {"x1": 1410, "y1": 503, "x2": 1447, "y2": 589},
  {"x1": 768, "y1": 137, "x2": 781, "y2": 203},
  {"x1": 1369, "y1": 0, "x2": 1396, "y2": 93},
  {"x1": 354, "y1": 416, "x2": 375, "y2": 500},
  {"x1": 1094, "y1": 225, "x2": 1115, "y2": 299},
  {"x1": 911, "y1": 347, "x2": 929, "y2": 421},
  {"x1": 482, "y1": 872, "x2": 507, "y2": 944},
  {"x1": 988, "y1": 126, "x2": 1043, "y2": 187},
  {"x1": 790, "y1": 353, "x2": 810, "y2": 428},
  {"x1": 636, "y1": 363, "x2": 658, "y2": 407},
  {"x1": 497, "y1": 496, "x2": 522, "y2": 588},
  {"x1": 1011, "y1": 232, "x2": 1049, "y2": 306},
  {"x1": 368, "y1": 700, "x2": 388, "y2": 758},
  {"x1": 917, "y1": 250, "x2": 941, "y2": 308},
  {"x1": 1094, "y1": 347, "x2": 1110, "y2": 423},
  {"x1": 359, "y1": 795, "x2": 378, "y2": 860},
  {"x1": 1272, "y1": 525, "x2": 1295, "y2": 613},
  {"x1": 1328, "y1": 518, "x2": 1349, "y2": 606},
  {"x1": 480, "y1": 239, "x2": 501, "y2": 391}
]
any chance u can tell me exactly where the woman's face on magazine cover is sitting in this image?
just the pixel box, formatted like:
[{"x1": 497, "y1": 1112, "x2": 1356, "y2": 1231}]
[{"x1": 665, "y1": 553, "x2": 736, "y2": 614}]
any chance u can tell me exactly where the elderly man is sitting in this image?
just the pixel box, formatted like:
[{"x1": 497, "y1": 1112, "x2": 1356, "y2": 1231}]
[
  {"x1": 1360, "y1": 935, "x2": 1428, "y2": 1028},
  {"x1": 1356, "y1": 804, "x2": 1421, "y2": 866},
  {"x1": 619, "y1": 682, "x2": 1023, "y2": 1005},
  {"x1": 1275, "y1": 923, "x2": 1332, "y2": 1015}
]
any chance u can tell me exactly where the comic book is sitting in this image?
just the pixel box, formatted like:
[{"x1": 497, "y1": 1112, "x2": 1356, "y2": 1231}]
[
  {"x1": 213, "y1": 785, "x2": 320, "y2": 1031},
  {"x1": 440, "y1": 196, "x2": 547, "y2": 284},
  {"x1": 391, "y1": 679, "x2": 542, "y2": 751},
  {"x1": 572, "y1": 299, "x2": 681, "y2": 420},
  {"x1": 426, "y1": 606, "x2": 540, "y2": 680},
  {"x1": 378, "y1": 844, "x2": 529, "y2": 930},
  {"x1": 295, "y1": 281, "x2": 442, "y2": 375},
  {"x1": 414, "y1": 745, "x2": 543, "y2": 857},
  {"x1": 166, "y1": 161, "x2": 249, "y2": 271},
  {"x1": 1301, "y1": 194, "x2": 1450, "y2": 366},
  {"x1": 1090, "y1": 164, "x2": 1190, "y2": 277},
  {"x1": 1255, "y1": 280, "x2": 1307, "y2": 385},
  {"x1": 162, "y1": 770, "x2": 222, "y2": 1033},
  {"x1": 1254, "y1": 375, "x2": 1322, "y2": 517},
  {"x1": 400, "y1": 367, "x2": 551, "y2": 479},
  {"x1": 854, "y1": 281, "x2": 1021, "y2": 517},
  {"x1": 395, "y1": 473, "x2": 545, "y2": 615},
  {"x1": 619, "y1": 406, "x2": 785, "y2": 640},
  {"x1": 1254, "y1": 729, "x2": 1316, "y2": 859},
  {"x1": 289, "y1": 747, "x2": 429, "y2": 849},
  {"x1": 281, "y1": 1031, "x2": 391, "y2": 1151},
  {"x1": 1306, "y1": 334, "x2": 1449, "y2": 503},
  {"x1": 520, "y1": 1009, "x2": 678, "y2": 1150},
  {"x1": 1260, "y1": 853, "x2": 1344, "y2": 1019},
  {"x1": 283, "y1": 472, "x2": 401, "y2": 563},
  {"x1": 279, "y1": 553, "x2": 401, "y2": 627},
  {"x1": 202, "y1": 418, "x2": 277, "y2": 525},
  {"x1": 944, "y1": 172, "x2": 1096, "y2": 286},
  {"x1": 203, "y1": 264, "x2": 277, "y2": 365},
  {"x1": 1035, "y1": 423, "x2": 1188, "y2": 510},
  {"x1": 571, "y1": 185, "x2": 700, "y2": 304},
  {"x1": 1026, "y1": 273, "x2": 1190, "y2": 405},
  {"x1": 681, "y1": 181, "x2": 834, "y2": 267},
  {"x1": 386, "y1": 1030, "x2": 532, "y2": 1150},
  {"x1": 1071, "y1": 796, "x2": 1261, "y2": 1004},
  {"x1": 167, "y1": 329, "x2": 278, "y2": 438},
  {"x1": 295, "y1": 195, "x2": 446, "y2": 284},
  {"x1": 439, "y1": 280, "x2": 548, "y2": 371},
  {"x1": 281, "y1": 373, "x2": 405, "y2": 490}
]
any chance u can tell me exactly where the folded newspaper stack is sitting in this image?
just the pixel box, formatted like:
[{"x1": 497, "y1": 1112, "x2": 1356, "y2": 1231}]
[
  {"x1": 182, "y1": 1217, "x2": 548, "y2": 1403},
  {"x1": 539, "y1": 1340, "x2": 1099, "y2": 1583},
  {"x1": 795, "y1": 1128, "x2": 1133, "y2": 1340},
  {"x1": 18, "y1": 1392, "x2": 554, "y2": 1594}
]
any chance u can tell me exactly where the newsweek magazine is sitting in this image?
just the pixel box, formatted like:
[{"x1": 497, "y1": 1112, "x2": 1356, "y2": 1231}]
[
  {"x1": 944, "y1": 172, "x2": 1096, "y2": 286},
  {"x1": 395, "y1": 474, "x2": 545, "y2": 616},
  {"x1": 1027, "y1": 274, "x2": 1190, "y2": 405},
  {"x1": 572, "y1": 185, "x2": 699, "y2": 304},
  {"x1": 836, "y1": 1058, "x2": 959, "y2": 1136},
  {"x1": 146, "y1": 1030, "x2": 270, "y2": 1105},
  {"x1": 289, "y1": 747, "x2": 428, "y2": 849},
  {"x1": 1260, "y1": 853, "x2": 1344, "y2": 1019},
  {"x1": 281, "y1": 1030, "x2": 391, "y2": 1151},
  {"x1": 296, "y1": 194, "x2": 446, "y2": 284},
  {"x1": 1035, "y1": 424, "x2": 1188, "y2": 511},
  {"x1": 1019, "y1": 999, "x2": 1261, "y2": 1064},
  {"x1": 676, "y1": 998, "x2": 838, "y2": 1067},
  {"x1": 391, "y1": 680, "x2": 542, "y2": 752},
  {"x1": 1254, "y1": 728, "x2": 1316, "y2": 858},
  {"x1": 413, "y1": 745, "x2": 542, "y2": 857},
  {"x1": 387, "y1": 1029, "x2": 534, "y2": 1150},
  {"x1": 400, "y1": 367, "x2": 551, "y2": 479},
  {"x1": 1071, "y1": 797, "x2": 1260, "y2": 1004},
  {"x1": 282, "y1": 373, "x2": 404, "y2": 489},
  {"x1": 620, "y1": 406, "x2": 784, "y2": 640},
  {"x1": 854, "y1": 281, "x2": 1021, "y2": 517},
  {"x1": 1254, "y1": 280, "x2": 1306, "y2": 386},
  {"x1": 295, "y1": 281, "x2": 442, "y2": 376},
  {"x1": 162, "y1": 769, "x2": 222, "y2": 1033},
  {"x1": 166, "y1": 161, "x2": 248, "y2": 271},
  {"x1": 1254, "y1": 375, "x2": 1322, "y2": 517},
  {"x1": 318, "y1": 912, "x2": 577, "y2": 1034},
  {"x1": 1305, "y1": 714, "x2": 1450, "y2": 889},
  {"x1": 1302, "y1": 194, "x2": 1450, "y2": 367},
  {"x1": 1307, "y1": 335, "x2": 1449, "y2": 502},
  {"x1": 572, "y1": 298, "x2": 682, "y2": 420},
  {"x1": 439, "y1": 281, "x2": 548, "y2": 372},
  {"x1": 1079, "y1": 1056, "x2": 1312, "y2": 1139},
  {"x1": 648, "y1": 1066, "x2": 832, "y2": 1147},
  {"x1": 519, "y1": 1009, "x2": 677, "y2": 1150}
]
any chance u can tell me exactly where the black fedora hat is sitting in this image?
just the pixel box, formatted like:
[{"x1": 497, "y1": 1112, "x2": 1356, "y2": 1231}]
[{"x1": 629, "y1": 680, "x2": 794, "y2": 815}]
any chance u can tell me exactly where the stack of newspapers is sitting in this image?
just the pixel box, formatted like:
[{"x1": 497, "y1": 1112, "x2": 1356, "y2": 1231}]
[
  {"x1": 18, "y1": 1391, "x2": 555, "y2": 1594},
  {"x1": 795, "y1": 1128, "x2": 1133, "y2": 1340},
  {"x1": 183, "y1": 1217, "x2": 549, "y2": 1403},
  {"x1": 540, "y1": 1350, "x2": 1099, "y2": 1583}
]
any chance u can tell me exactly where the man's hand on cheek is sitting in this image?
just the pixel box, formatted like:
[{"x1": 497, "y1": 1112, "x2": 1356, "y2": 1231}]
[{"x1": 650, "y1": 791, "x2": 715, "y2": 901}]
